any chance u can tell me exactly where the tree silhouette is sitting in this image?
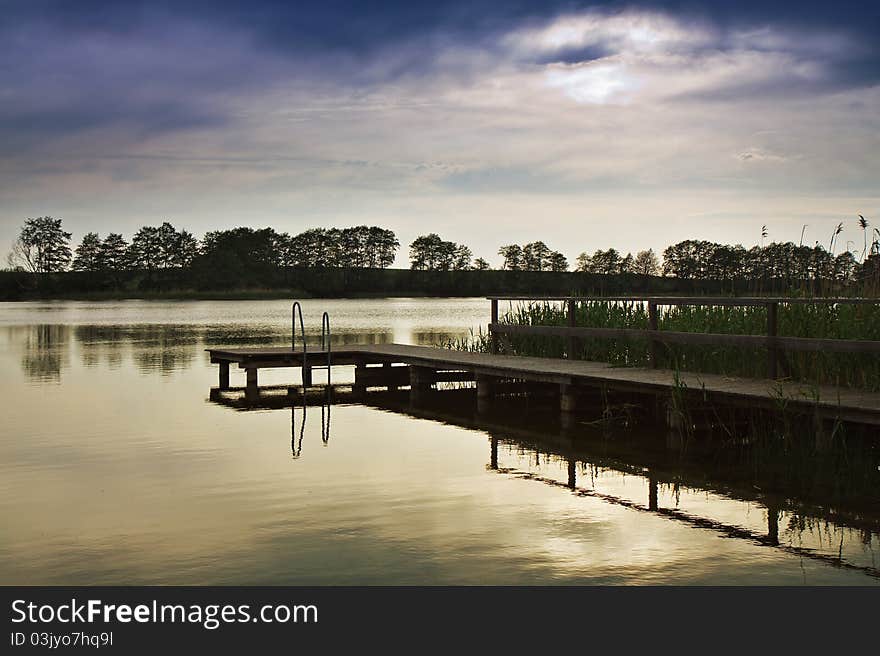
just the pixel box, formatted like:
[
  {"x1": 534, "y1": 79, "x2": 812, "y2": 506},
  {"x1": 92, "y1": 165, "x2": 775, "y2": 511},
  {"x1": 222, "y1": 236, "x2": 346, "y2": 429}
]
[
  {"x1": 8, "y1": 217, "x2": 72, "y2": 273},
  {"x1": 498, "y1": 245, "x2": 523, "y2": 270},
  {"x1": 72, "y1": 232, "x2": 103, "y2": 271},
  {"x1": 99, "y1": 234, "x2": 129, "y2": 271},
  {"x1": 578, "y1": 248, "x2": 623, "y2": 274},
  {"x1": 453, "y1": 245, "x2": 472, "y2": 270},
  {"x1": 575, "y1": 252, "x2": 592, "y2": 272},
  {"x1": 522, "y1": 241, "x2": 551, "y2": 270},
  {"x1": 410, "y1": 234, "x2": 471, "y2": 270},
  {"x1": 127, "y1": 226, "x2": 162, "y2": 270},
  {"x1": 128, "y1": 222, "x2": 199, "y2": 269},
  {"x1": 633, "y1": 249, "x2": 659, "y2": 275},
  {"x1": 548, "y1": 251, "x2": 568, "y2": 272}
]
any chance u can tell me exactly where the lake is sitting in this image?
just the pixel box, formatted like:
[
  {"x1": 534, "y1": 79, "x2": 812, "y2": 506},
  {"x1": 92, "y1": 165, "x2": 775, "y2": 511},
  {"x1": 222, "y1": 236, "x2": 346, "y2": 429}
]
[{"x1": 1, "y1": 298, "x2": 877, "y2": 584}]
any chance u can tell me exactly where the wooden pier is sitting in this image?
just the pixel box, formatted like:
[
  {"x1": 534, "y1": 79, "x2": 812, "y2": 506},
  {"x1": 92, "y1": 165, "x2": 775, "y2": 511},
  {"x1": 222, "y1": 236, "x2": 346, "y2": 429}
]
[{"x1": 207, "y1": 343, "x2": 880, "y2": 427}]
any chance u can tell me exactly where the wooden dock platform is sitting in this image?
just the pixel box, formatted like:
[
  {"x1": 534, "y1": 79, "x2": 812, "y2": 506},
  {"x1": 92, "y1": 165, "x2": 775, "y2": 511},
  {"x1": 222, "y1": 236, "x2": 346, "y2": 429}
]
[{"x1": 207, "y1": 343, "x2": 880, "y2": 426}]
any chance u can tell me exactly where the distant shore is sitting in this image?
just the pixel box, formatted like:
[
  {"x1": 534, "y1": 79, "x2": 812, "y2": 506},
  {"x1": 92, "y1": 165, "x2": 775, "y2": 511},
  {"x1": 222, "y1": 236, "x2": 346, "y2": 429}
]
[
  {"x1": 0, "y1": 288, "x2": 449, "y2": 301},
  {"x1": 0, "y1": 267, "x2": 855, "y2": 301}
]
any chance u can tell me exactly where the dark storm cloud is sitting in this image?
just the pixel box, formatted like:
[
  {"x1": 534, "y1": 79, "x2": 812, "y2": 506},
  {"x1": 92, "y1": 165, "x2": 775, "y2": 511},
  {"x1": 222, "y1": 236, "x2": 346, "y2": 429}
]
[
  {"x1": 0, "y1": 0, "x2": 877, "y2": 155},
  {"x1": 5, "y1": 1, "x2": 878, "y2": 57}
]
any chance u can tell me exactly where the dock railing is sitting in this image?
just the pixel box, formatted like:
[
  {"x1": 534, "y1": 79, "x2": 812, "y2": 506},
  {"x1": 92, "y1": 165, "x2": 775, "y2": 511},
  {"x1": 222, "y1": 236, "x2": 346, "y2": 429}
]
[{"x1": 487, "y1": 296, "x2": 880, "y2": 379}]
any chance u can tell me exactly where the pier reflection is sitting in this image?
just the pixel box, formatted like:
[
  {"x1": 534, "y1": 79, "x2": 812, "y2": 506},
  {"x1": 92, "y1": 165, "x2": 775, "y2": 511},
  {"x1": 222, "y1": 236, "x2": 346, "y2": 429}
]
[{"x1": 208, "y1": 385, "x2": 880, "y2": 580}]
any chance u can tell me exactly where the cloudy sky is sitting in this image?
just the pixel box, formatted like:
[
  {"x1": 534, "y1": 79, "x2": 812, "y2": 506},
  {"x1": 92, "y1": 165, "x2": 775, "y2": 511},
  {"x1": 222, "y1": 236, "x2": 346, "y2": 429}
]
[{"x1": 1, "y1": 0, "x2": 878, "y2": 266}]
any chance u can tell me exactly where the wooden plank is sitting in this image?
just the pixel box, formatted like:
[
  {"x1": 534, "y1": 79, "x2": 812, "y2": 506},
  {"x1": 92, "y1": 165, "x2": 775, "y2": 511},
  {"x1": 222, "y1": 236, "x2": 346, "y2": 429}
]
[
  {"x1": 486, "y1": 295, "x2": 880, "y2": 306},
  {"x1": 205, "y1": 343, "x2": 880, "y2": 421},
  {"x1": 488, "y1": 323, "x2": 880, "y2": 355}
]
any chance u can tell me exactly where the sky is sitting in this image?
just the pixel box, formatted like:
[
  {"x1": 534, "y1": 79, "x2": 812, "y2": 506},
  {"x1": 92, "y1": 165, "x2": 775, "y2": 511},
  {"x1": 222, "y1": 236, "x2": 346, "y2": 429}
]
[{"x1": 1, "y1": 0, "x2": 878, "y2": 267}]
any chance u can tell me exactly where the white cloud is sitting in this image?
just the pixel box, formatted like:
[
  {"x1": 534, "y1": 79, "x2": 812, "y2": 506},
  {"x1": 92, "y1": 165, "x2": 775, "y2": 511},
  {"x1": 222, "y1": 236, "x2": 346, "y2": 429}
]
[
  {"x1": 544, "y1": 61, "x2": 636, "y2": 104},
  {"x1": 2, "y1": 8, "x2": 878, "y2": 264},
  {"x1": 507, "y1": 11, "x2": 712, "y2": 56}
]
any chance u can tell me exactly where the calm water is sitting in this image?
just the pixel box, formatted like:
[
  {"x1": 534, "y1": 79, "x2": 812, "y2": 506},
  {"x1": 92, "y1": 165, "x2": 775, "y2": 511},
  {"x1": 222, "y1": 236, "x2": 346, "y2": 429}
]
[{"x1": 1, "y1": 299, "x2": 877, "y2": 585}]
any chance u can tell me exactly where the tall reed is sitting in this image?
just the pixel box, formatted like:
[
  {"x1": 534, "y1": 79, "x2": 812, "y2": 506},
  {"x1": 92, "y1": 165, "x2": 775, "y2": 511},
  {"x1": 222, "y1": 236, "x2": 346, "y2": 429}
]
[{"x1": 459, "y1": 300, "x2": 880, "y2": 391}]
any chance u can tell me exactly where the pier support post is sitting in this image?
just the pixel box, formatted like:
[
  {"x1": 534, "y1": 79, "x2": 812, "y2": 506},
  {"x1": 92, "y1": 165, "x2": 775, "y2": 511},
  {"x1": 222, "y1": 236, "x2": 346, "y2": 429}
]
[
  {"x1": 353, "y1": 362, "x2": 368, "y2": 397},
  {"x1": 665, "y1": 430, "x2": 684, "y2": 451},
  {"x1": 245, "y1": 367, "x2": 259, "y2": 402},
  {"x1": 409, "y1": 366, "x2": 433, "y2": 404},
  {"x1": 384, "y1": 362, "x2": 397, "y2": 391},
  {"x1": 767, "y1": 505, "x2": 780, "y2": 546},
  {"x1": 648, "y1": 476, "x2": 658, "y2": 511},
  {"x1": 302, "y1": 353, "x2": 313, "y2": 388},
  {"x1": 664, "y1": 397, "x2": 689, "y2": 433},
  {"x1": 813, "y1": 412, "x2": 834, "y2": 453},
  {"x1": 476, "y1": 375, "x2": 494, "y2": 400},
  {"x1": 218, "y1": 361, "x2": 230, "y2": 390},
  {"x1": 560, "y1": 384, "x2": 577, "y2": 414},
  {"x1": 476, "y1": 375, "x2": 495, "y2": 415}
]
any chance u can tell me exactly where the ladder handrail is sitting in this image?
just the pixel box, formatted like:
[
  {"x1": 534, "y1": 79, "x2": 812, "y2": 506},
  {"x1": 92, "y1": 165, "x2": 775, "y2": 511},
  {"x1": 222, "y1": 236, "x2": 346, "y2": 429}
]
[
  {"x1": 291, "y1": 301, "x2": 306, "y2": 354},
  {"x1": 321, "y1": 311, "x2": 331, "y2": 385},
  {"x1": 292, "y1": 301, "x2": 310, "y2": 387}
]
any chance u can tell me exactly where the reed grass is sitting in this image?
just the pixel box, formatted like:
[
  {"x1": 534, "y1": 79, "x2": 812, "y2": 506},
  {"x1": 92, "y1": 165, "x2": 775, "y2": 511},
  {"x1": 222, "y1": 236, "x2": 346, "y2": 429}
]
[{"x1": 455, "y1": 300, "x2": 880, "y2": 391}]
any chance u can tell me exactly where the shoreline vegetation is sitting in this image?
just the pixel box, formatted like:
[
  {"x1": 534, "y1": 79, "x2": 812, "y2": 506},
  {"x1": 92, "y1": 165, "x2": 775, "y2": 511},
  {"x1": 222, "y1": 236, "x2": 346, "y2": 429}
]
[
  {"x1": 4, "y1": 215, "x2": 879, "y2": 301},
  {"x1": 452, "y1": 299, "x2": 880, "y2": 391},
  {"x1": 2, "y1": 266, "x2": 877, "y2": 302}
]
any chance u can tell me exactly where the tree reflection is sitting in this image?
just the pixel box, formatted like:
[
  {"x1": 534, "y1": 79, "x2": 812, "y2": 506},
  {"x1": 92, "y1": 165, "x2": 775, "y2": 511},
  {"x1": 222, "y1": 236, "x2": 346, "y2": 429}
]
[{"x1": 20, "y1": 325, "x2": 69, "y2": 382}]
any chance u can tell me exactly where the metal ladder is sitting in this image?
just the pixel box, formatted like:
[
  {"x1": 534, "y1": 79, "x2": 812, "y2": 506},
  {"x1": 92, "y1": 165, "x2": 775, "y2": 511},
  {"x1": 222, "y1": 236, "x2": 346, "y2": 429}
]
[{"x1": 291, "y1": 302, "x2": 331, "y2": 388}]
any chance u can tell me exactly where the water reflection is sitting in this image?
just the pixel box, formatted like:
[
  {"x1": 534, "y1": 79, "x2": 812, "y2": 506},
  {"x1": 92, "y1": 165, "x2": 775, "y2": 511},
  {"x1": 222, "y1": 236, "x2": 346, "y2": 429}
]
[
  {"x1": 399, "y1": 392, "x2": 880, "y2": 579},
  {"x1": 209, "y1": 386, "x2": 880, "y2": 581},
  {"x1": 4, "y1": 299, "x2": 878, "y2": 585},
  {"x1": 2, "y1": 296, "x2": 487, "y2": 381},
  {"x1": 6, "y1": 324, "x2": 447, "y2": 380},
  {"x1": 289, "y1": 390, "x2": 332, "y2": 458},
  {"x1": 18, "y1": 325, "x2": 70, "y2": 382},
  {"x1": 291, "y1": 404, "x2": 305, "y2": 458}
]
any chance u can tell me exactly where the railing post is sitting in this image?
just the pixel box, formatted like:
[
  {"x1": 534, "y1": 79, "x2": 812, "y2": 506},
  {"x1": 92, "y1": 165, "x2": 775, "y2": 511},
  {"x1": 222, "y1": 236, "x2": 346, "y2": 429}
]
[
  {"x1": 767, "y1": 301, "x2": 778, "y2": 379},
  {"x1": 648, "y1": 301, "x2": 659, "y2": 368},
  {"x1": 567, "y1": 299, "x2": 579, "y2": 360},
  {"x1": 490, "y1": 298, "x2": 499, "y2": 354}
]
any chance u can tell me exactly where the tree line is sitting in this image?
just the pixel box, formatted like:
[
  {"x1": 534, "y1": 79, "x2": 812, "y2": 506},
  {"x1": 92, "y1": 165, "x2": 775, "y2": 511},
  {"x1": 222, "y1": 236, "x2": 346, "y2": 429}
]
[
  {"x1": 6, "y1": 219, "x2": 401, "y2": 274},
  {"x1": 6, "y1": 215, "x2": 879, "y2": 289}
]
